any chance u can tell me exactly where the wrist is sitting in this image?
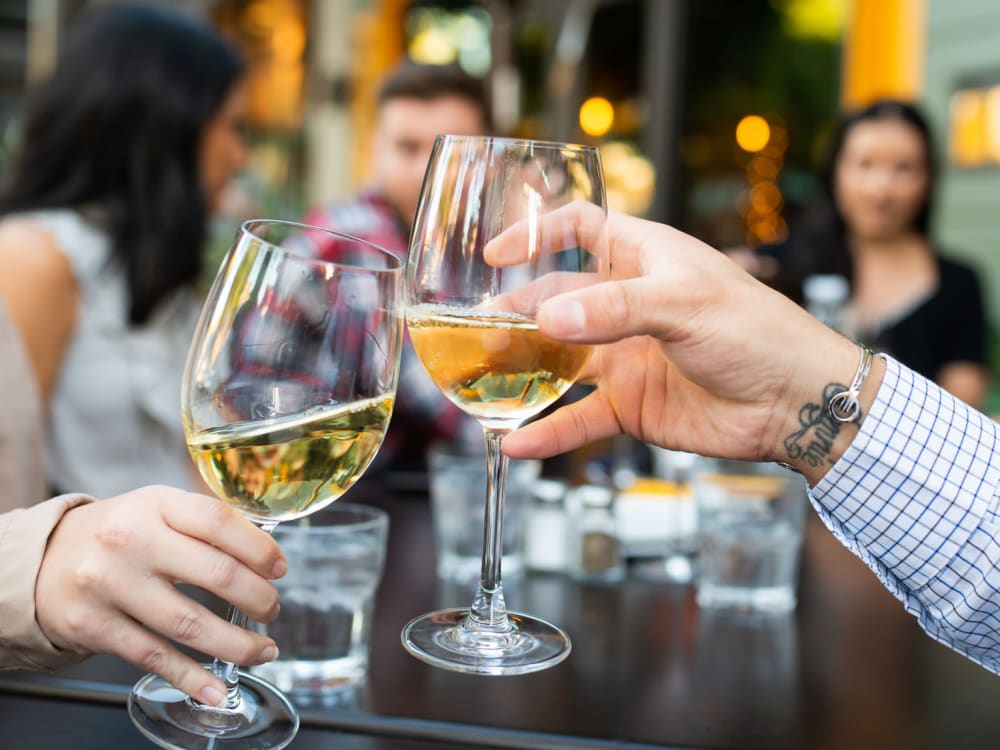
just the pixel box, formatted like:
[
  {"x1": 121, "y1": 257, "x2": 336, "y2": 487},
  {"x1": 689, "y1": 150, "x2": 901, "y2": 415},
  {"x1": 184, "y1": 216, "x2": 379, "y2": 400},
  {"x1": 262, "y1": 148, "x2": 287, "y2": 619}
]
[
  {"x1": 34, "y1": 501, "x2": 89, "y2": 652},
  {"x1": 772, "y1": 339, "x2": 886, "y2": 486}
]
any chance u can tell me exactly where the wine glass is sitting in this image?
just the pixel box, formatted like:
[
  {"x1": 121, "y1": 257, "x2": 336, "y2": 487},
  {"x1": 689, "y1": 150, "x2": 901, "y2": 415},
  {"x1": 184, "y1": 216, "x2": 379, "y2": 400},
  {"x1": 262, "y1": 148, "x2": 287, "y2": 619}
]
[
  {"x1": 401, "y1": 135, "x2": 608, "y2": 674},
  {"x1": 128, "y1": 220, "x2": 403, "y2": 749}
]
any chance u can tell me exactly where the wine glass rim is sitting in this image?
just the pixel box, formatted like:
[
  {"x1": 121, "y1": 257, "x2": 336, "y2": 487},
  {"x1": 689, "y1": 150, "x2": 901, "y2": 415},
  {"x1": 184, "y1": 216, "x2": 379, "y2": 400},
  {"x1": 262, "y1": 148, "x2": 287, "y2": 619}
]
[
  {"x1": 239, "y1": 218, "x2": 403, "y2": 272},
  {"x1": 434, "y1": 134, "x2": 600, "y2": 153}
]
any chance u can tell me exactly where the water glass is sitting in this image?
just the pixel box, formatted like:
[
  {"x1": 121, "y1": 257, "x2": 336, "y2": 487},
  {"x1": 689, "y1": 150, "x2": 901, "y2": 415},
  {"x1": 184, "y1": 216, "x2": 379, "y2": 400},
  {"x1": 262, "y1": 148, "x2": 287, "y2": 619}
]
[
  {"x1": 428, "y1": 443, "x2": 541, "y2": 585},
  {"x1": 693, "y1": 459, "x2": 807, "y2": 614},
  {"x1": 252, "y1": 503, "x2": 389, "y2": 702}
]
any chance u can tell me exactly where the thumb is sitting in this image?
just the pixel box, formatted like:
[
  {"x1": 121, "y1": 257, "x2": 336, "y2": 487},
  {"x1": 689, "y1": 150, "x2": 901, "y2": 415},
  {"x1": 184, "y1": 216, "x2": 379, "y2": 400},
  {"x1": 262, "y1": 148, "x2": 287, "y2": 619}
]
[{"x1": 537, "y1": 277, "x2": 673, "y2": 344}]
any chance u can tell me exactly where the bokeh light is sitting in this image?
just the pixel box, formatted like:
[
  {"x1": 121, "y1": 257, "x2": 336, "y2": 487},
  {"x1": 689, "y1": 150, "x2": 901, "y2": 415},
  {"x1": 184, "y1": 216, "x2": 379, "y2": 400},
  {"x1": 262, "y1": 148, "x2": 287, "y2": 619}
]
[
  {"x1": 780, "y1": 0, "x2": 845, "y2": 41},
  {"x1": 735, "y1": 114, "x2": 771, "y2": 152},
  {"x1": 407, "y1": 7, "x2": 492, "y2": 76},
  {"x1": 600, "y1": 141, "x2": 655, "y2": 215},
  {"x1": 580, "y1": 96, "x2": 615, "y2": 137},
  {"x1": 734, "y1": 113, "x2": 786, "y2": 245}
]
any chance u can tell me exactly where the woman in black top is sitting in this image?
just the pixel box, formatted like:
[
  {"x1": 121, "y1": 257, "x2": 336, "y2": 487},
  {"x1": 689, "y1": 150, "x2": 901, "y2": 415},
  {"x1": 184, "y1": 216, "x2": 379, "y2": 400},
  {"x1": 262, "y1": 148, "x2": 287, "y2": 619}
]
[{"x1": 758, "y1": 99, "x2": 989, "y2": 409}]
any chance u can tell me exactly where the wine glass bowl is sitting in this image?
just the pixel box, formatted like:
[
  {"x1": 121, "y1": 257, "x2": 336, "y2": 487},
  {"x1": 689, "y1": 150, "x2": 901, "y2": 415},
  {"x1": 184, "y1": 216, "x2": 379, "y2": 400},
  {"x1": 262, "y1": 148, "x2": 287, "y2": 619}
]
[
  {"x1": 128, "y1": 220, "x2": 403, "y2": 749},
  {"x1": 402, "y1": 136, "x2": 607, "y2": 675},
  {"x1": 182, "y1": 221, "x2": 402, "y2": 524},
  {"x1": 406, "y1": 308, "x2": 593, "y2": 426}
]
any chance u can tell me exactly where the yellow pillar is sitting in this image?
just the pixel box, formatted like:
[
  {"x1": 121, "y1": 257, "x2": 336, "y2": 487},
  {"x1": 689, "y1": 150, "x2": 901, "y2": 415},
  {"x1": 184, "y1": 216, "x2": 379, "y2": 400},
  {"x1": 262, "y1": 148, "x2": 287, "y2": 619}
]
[
  {"x1": 351, "y1": 0, "x2": 408, "y2": 183},
  {"x1": 841, "y1": 0, "x2": 926, "y2": 110}
]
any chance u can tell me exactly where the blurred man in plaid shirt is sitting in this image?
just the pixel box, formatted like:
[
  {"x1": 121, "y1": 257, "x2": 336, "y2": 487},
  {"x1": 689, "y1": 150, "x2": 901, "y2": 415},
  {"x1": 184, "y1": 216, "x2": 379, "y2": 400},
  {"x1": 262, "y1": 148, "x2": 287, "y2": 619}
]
[{"x1": 292, "y1": 61, "x2": 491, "y2": 474}]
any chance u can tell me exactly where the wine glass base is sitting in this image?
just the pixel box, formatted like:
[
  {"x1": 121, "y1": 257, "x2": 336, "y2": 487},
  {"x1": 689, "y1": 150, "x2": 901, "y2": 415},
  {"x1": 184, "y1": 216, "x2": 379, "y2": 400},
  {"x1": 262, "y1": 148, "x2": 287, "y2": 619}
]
[
  {"x1": 128, "y1": 668, "x2": 299, "y2": 749},
  {"x1": 401, "y1": 608, "x2": 571, "y2": 675}
]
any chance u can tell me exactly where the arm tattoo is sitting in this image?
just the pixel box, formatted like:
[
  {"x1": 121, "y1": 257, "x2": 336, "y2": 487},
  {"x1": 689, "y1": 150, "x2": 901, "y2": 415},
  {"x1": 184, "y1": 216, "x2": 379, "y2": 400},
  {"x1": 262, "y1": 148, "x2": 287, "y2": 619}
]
[{"x1": 783, "y1": 382, "x2": 860, "y2": 468}]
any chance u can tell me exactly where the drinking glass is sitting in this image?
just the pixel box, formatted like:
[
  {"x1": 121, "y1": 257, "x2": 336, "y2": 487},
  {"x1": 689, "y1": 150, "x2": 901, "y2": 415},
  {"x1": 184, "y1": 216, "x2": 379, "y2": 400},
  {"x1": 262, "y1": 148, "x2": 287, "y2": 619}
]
[
  {"x1": 128, "y1": 220, "x2": 403, "y2": 749},
  {"x1": 401, "y1": 135, "x2": 608, "y2": 674}
]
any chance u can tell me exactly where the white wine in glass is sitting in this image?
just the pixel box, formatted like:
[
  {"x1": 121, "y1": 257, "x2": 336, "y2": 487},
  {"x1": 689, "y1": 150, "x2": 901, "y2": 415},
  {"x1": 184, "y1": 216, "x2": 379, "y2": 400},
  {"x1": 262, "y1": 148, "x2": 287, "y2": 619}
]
[
  {"x1": 187, "y1": 395, "x2": 394, "y2": 521},
  {"x1": 407, "y1": 308, "x2": 592, "y2": 424},
  {"x1": 402, "y1": 135, "x2": 607, "y2": 675},
  {"x1": 128, "y1": 220, "x2": 403, "y2": 749}
]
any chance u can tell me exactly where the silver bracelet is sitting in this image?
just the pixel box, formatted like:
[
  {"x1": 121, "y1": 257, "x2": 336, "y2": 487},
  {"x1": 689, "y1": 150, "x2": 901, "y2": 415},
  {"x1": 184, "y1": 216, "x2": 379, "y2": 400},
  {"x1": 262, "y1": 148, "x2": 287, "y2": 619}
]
[{"x1": 828, "y1": 344, "x2": 874, "y2": 424}]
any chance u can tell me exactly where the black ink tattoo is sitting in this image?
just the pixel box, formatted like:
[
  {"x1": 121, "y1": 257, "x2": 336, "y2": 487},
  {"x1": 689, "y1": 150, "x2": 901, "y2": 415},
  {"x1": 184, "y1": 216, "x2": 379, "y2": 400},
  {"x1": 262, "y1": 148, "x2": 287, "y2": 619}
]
[{"x1": 783, "y1": 382, "x2": 862, "y2": 468}]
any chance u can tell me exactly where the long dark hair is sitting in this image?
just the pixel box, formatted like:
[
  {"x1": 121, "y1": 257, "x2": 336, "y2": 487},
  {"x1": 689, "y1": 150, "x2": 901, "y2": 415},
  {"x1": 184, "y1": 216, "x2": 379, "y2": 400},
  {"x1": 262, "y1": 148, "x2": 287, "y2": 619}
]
[
  {"x1": 774, "y1": 99, "x2": 937, "y2": 299},
  {"x1": 0, "y1": 4, "x2": 244, "y2": 324}
]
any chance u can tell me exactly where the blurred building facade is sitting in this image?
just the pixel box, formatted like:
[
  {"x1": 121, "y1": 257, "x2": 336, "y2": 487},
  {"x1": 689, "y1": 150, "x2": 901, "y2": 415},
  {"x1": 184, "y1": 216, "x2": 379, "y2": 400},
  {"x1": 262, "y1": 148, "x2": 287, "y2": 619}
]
[
  {"x1": 4, "y1": 0, "x2": 1000, "y2": 335},
  {"x1": 923, "y1": 1, "x2": 1000, "y2": 338},
  {"x1": 0, "y1": 0, "x2": 812, "y2": 229}
]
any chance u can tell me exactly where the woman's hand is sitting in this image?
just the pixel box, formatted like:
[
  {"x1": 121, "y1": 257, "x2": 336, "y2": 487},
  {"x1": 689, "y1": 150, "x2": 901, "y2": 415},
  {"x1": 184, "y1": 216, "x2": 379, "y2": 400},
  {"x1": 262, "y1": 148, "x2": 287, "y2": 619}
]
[{"x1": 34, "y1": 486, "x2": 286, "y2": 707}]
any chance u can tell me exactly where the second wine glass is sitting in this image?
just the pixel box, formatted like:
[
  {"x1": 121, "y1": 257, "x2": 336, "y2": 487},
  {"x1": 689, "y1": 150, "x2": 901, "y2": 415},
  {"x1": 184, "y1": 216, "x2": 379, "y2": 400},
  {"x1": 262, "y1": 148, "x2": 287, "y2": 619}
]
[
  {"x1": 128, "y1": 220, "x2": 403, "y2": 749},
  {"x1": 402, "y1": 135, "x2": 608, "y2": 674}
]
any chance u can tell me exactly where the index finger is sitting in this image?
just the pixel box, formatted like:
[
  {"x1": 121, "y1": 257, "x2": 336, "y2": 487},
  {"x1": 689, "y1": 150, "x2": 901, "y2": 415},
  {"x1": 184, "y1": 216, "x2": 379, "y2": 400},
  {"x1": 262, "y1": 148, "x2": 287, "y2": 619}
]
[
  {"x1": 502, "y1": 389, "x2": 622, "y2": 459},
  {"x1": 486, "y1": 269, "x2": 603, "y2": 318},
  {"x1": 483, "y1": 200, "x2": 609, "y2": 268},
  {"x1": 159, "y1": 490, "x2": 286, "y2": 579}
]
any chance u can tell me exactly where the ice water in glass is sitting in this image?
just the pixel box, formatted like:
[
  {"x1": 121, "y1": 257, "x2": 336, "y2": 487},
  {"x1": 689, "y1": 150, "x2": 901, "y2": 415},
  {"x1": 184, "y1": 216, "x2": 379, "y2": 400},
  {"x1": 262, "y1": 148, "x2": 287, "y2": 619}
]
[
  {"x1": 252, "y1": 503, "x2": 388, "y2": 701},
  {"x1": 694, "y1": 461, "x2": 807, "y2": 614}
]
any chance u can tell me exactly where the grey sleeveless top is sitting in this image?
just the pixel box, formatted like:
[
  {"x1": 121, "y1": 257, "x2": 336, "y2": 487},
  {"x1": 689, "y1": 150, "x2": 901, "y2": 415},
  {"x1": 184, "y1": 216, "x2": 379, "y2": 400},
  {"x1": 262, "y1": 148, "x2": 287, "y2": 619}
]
[{"x1": 29, "y1": 210, "x2": 201, "y2": 497}]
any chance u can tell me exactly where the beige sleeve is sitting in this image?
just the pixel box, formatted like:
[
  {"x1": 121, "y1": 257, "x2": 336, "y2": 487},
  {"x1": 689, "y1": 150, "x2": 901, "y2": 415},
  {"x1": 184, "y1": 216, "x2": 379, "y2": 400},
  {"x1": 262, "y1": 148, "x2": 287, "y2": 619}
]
[
  {"x1": 0, "y1": 493, "x2": 93, "y2": 671},
  {"x1": 0, "y1": 297, "x2": 47, "y2": 513}
]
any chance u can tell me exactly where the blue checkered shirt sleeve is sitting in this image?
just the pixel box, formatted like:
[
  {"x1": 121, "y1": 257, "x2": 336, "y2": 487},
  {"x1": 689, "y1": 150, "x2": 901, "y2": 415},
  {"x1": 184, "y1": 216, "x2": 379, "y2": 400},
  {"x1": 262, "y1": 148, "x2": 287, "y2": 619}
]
[{"x1": 810, "y1": 355, "x2": 1000, "y2": 674}]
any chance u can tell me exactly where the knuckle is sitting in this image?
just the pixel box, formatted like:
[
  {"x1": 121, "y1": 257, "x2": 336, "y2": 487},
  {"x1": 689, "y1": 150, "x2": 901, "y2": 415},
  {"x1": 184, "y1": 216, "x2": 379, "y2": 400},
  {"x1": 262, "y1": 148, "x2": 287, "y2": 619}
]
[
  {"x1": 73, "y1": 561, "x2": 108, "y2": 594},
  {"x1": 138, "y1": 644, "x2": 170, "y2": 674},
  {"x1": 204, "y1": 498, "x2": 236, "y2": 529},
  {"x1": 95, "y1": 521, "x2": 138, "y2": 553},
  {"x1": 173, "y1": 610, "x2": 203, "y2": 643},
  {"x1": 604, "y1": 284, "x2": 636, "y2": 329},
  {"x1": 208, "y1": 554, "x2": 240, "y2": 590},
  {"x1": 60, "y1": 607, "x2": 101, "y2": 644},
  {"x1": 149, "y1": 484, "x2": 188, "y2": 515},
  {"x1": 567, "y1": 408, "x2": 595, "y2": 451}
]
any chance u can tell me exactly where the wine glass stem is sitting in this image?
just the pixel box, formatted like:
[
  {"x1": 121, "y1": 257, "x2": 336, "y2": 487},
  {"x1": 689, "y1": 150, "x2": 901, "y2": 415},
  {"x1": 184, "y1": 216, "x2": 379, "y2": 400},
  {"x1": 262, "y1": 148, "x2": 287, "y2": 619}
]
[
  {"x1": 470, "y1": 428, "x2": 512, "y2": 630},
  {"x1": 211, "y1": 519, "x2": 279, "y2": 709}
]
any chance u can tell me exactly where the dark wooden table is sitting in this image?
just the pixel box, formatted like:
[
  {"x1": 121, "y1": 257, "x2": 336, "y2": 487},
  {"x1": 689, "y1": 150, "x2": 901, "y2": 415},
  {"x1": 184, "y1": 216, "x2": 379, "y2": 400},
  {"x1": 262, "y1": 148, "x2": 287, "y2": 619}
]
[{"x1": 3, "y1": 489, "x2": 1000, "y2": 749}]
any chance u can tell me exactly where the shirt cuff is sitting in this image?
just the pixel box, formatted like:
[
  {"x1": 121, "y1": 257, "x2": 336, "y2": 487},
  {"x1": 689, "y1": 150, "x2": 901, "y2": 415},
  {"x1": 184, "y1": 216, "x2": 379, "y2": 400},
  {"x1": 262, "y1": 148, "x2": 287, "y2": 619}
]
[{"x1": 810, "y1": 356, "x2": 1000, "y2": 591}]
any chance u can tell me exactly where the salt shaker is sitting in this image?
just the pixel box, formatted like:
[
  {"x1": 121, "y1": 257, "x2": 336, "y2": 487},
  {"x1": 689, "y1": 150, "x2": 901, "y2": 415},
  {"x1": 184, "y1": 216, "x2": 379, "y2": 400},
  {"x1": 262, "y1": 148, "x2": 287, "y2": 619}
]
[
  {"x1": 567, "y1": 485, "x2": 625, "y2": 583},
  {"x1": 524, "y1": 478, "x2": 569, "y2": 573}
]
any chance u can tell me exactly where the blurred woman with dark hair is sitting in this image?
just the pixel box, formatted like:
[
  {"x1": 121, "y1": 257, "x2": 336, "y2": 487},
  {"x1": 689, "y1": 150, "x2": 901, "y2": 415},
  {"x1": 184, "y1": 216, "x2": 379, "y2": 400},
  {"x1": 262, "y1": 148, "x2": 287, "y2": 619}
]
[
  {"x1": 0, "y1": 3, "x2": 249, "y2": 497},
  {"x1": 757, "y1": 99, "x2": 989, "y2": 409}
]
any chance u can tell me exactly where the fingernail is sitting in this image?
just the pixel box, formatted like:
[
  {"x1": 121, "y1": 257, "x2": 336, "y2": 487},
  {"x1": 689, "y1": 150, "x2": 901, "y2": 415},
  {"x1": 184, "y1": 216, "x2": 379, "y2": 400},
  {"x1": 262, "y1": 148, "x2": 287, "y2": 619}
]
[
  {"x1": 270, "y1": 558, "x2": 287, "y2": 578},
  {"x1": 258, "y1": 644, "x2": 278, "y2": 663},
  {"x1": 544, "y1": 299, "x2": 586, "y2": 336},
  {"x1": 200, "y1": 685, "x2": 225, "y2": 708}
]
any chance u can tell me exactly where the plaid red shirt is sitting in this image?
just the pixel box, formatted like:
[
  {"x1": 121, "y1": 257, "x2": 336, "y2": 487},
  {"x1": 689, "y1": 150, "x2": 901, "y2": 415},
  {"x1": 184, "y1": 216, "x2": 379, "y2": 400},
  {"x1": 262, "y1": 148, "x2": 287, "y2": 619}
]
[{"x1": 292, "y1": 192, "x2": 471, "y2": 471}]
